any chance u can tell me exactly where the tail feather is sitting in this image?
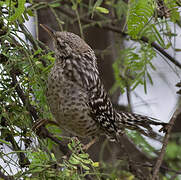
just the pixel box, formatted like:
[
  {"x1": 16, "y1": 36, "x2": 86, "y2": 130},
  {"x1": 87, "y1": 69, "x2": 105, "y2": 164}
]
[{"x1": 116, "y1": 112, "x2": 167, "y2": 141}]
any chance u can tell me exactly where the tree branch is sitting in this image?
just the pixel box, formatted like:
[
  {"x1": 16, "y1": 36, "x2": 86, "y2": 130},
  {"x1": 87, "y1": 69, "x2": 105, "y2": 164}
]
[
  {"x1": 152, "y1": 107, "x2": 181, "y2": 179},
  {"x1": 10, "y1": 68, "x2": 39, "y2": 121}
]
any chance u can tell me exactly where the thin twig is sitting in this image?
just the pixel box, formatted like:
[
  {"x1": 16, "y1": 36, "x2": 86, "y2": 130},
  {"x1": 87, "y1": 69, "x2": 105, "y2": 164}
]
[
  {"x1": 133, "y1": 161, "x2": 181, "y2": 175},
  {"x1": 126, "y1": 83, "x2": 132, "y2": 112},
  {"x1": 141, "y1": 36, "x2": 181, "y2": 69},
  {"x1": 1, "y1": 118, "x2": 30, "y2": 167},
  {"x1": 49, "y1": 5, "x2": 63, "y2": 31},
  {"x1": 0, "y1": 170, "x2": 14, "y2": 180},
  {"x1": 152, "y1": 107, "x2": 181, "y2": 179},
  {"x1": 46, "y1": 131, "x2": 71, "y2": 156},
  {"x1": 170, "y1": 168, "x2": 181, "y2": 180},
  {"x1": 10, "y1": 69, "x2": 39, "y2": 121}
]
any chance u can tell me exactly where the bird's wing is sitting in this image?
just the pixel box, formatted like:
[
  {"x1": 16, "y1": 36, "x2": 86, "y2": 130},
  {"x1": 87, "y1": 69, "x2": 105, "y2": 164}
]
[{"x1": 75, "y1": 54, "x2": 120, "y2": 137}]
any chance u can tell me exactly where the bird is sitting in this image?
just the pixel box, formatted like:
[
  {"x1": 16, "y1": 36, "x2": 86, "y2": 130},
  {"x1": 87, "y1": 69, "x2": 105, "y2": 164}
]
[{"x1": 40, "y1": 24, "x2": 167, "y2": 144}]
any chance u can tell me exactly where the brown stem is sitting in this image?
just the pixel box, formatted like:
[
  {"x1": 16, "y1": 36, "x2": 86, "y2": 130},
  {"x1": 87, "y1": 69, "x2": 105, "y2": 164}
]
[
  {"x1": 0, "y1": 117, "x2": 30, "y2": 168},
  {"x1": 10, "y1": 68, "x2": 39, "y2": 121},
  {"x1": 152, "y1": 108, "x2": 181, "y2": 179},
  {"x1": 0, "y1": 170, "x2": 14, "y2": 180}
]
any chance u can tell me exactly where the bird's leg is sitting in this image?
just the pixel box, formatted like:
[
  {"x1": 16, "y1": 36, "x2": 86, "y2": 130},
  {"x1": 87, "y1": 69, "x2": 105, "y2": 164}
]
[
  {"x1": 82, "y1": 137, "x2": 97, "y2": 151},
  {"x1": 69, "y1": 137, "x2": 97, "y2": 152}
]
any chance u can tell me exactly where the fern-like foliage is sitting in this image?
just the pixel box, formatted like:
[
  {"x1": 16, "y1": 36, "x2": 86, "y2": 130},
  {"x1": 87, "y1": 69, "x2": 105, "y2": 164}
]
[
  {"x1": 112, "y1": 44, "x2": 156, "y2": 94},
  {"x1": 127, "y1": 0, "x2": 180, "y2": 44},
  {"x1": 165, "y1": 0, "x2": 180, "y2": 22},
  {"x1": 127, "y1": 0, "x2": 155, "y2": 39},
  {"x1": 115, "y1": 0, "x2": 180, "y2": 94}
]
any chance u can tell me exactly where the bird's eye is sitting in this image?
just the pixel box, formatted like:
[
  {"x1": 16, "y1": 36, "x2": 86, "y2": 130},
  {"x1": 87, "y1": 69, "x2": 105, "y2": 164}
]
[
  {"x1": 57, "y1": 40, "x2": 65, "y2": 48},
  {"x1": 57, "y1": 41, "x2": 61, "y2": 46}
]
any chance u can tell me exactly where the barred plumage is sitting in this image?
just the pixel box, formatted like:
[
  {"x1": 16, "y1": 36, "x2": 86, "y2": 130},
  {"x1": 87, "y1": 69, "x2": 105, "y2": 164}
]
[{"x1": 43, "y1": 26, "x2": 166, "y2": 141}]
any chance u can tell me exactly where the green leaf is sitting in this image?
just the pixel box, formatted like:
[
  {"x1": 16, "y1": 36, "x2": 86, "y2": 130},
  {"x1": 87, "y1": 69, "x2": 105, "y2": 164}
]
[
  {"x1": 81, "y1": 163, "x2": 90, "y2": 170},
  {"x1": 149, "y1": 61, "x2": 156, "y2": 71},
  {"x1": 127, "y1": 0, "x2": 154, "y2": 39},
  {"x1": 47, "y1": 125, "x2": 62, "y2": 134},
  {"x1": 143, "y1": 76, "x2": 147, "y2": 94},
  {"x1": 49, "y1": 2, "x2": 61, "y2": 8},
  {"x1": 92, "y1": 162, "x2": 99, "y2": 167},
  {"x1": 76, "y1": 0, "x2": 81, "y2": 3},
  {"x1": 26, "y1": 9, "x2": 34, "y2": 17},
  {"x1": 50, "y1": 153, "x2": 56, "y2": 161},
  {"x1": 69, "y1": 156, "x2": 81, "y2": 165},
  {"x1": 68, "y1": 143, "x2": 73, "y2": 151},
  {"x1": 165, "y1": 0, "x2": 180, "y2": 22},
  {"x1": 72, "y1": 154, "x2": 92, "y2": 164},
  {"x1": 175, "y1": 48, "x2": 181, "y2": 52},
  {"x1": 166, "y1": 142, "x2": 181, "y2": 159},
  {"x1": 79, "y1": 153, "x2": 89, "y2": 159},
  {"x1": 9, "y1": 0, "x2": 26, "y2": 22},
  {"x1": 152, "y1": 25, "x2": 165, "y2": 47},
  {"x1": 92, "y1": 0, "x2": 103, "y2": 10},
  {"x1": 80, "y1": 158, "x2": 92, "y2": 164},
  {"x1": 91, "y1": 0, "x2": 103, "y2": 18},
  {"x1": 95, "y1": 7, "x2": 109, "y2": 14},
  {"x1": 0, "y1": 139, "x2": 11, "y2": 145},
  {"x1": 23, "y1": 11, "x2": 29, "y2": 21},
  {"x1": 147, "y1": 72, "x2": 153, "y2": 85}
]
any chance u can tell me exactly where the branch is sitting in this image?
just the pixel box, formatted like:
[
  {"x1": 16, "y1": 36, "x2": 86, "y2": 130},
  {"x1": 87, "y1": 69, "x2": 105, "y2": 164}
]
[
  {"x1": 140, "y1": 36, "x2": 181, "y2": 69},
  {"x1": 0, "y1": 117, "x2": 30, "y2": 168},
  {"x1": 10, "y1": 68, "x2": 39, "y2": 121},
  {"x1": 0, "y1": 170, "x2": 14, "y2": 180},
  {"x1": 32, "y1": 119, "x2": 71, "y2": 156},
  {"x1": 134, "y1": 162, "x2": 181, "y2": 175},
  {"x1": 152, "y1": 107, "x2": 181, "y2": 179},
  {"x1": 46, "y1": 131, "x2": 71, "y2": 156},
  {"x1": 170, "y1": 168, "x2": 181, "y2": 180}
]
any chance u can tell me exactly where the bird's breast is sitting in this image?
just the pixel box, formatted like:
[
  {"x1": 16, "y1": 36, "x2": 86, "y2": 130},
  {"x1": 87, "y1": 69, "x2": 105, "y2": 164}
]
[{"x1": 46, "y1": 66, "x2": 99, "y2": 137}]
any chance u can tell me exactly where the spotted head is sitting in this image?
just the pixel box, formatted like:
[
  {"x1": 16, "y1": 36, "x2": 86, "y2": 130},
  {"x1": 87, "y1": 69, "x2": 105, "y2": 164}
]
[{"x1": 40, "y1": 24, "x2": 92, "y2": 57}]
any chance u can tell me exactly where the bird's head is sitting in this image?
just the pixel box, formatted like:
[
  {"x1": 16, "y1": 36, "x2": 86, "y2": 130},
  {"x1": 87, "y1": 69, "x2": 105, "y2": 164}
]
[{"x1": 40, "y1": 24, "x2": 91, "y2": 58}]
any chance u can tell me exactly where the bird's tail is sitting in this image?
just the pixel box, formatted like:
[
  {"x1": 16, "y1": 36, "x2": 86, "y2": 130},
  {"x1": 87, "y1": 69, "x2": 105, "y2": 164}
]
[{"x1": 116, "y1": 112, "x2": 167, "y2": 141}]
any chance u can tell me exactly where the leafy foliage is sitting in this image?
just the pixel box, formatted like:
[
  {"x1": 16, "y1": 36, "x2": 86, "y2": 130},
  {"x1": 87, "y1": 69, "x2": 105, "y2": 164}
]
[
  {"x1": 17, "y1": 138, "x2": 100, "y2": 179},
  {"x1": 127, "y1": 0, "x2": 155, "y2": 39},
  {"x1": 112, "y1": 43, "x2": 156, "y2": 93},
  {"x1": 165, "y1": 0, "x2": 180, "y2": 22},
  {"x1": 9, "y1": 0, "x2": 26, "y2": 22},
  {"x1": 127, "y1": 0, "x2": 180, "y2": 42}
]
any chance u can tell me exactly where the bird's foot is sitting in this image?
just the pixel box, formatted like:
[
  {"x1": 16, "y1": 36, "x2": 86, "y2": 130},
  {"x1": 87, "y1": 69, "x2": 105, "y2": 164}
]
[
  {"x1": 159, "y1": 123, "x2": 171, "y2": 133},
  {"x1": 82, "y1": 138, "x2": 97, "y2": 151}
]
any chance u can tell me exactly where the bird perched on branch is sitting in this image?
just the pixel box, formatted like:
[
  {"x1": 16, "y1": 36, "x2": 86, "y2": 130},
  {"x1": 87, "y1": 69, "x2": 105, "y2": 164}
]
[{"x1": 41, "y1": 24, "x2": 167, "y2": 143}]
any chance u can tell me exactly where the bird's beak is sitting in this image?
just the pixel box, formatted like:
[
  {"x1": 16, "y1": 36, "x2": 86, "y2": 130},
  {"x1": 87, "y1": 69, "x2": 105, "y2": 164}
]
[{"x1": 40, "y1": 24, "x2": 56, "y2": 40}]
